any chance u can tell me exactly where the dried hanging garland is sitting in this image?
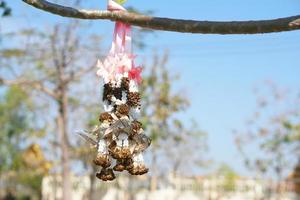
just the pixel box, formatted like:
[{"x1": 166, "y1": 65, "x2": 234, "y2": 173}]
[{"x1": 78, "y1": 0, "x2": 151, "y2": 181}]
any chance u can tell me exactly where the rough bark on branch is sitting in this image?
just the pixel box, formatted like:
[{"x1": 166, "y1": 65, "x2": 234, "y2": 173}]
[{"x1": 22, "y1": 0, "x2": 300, "y2": 34}]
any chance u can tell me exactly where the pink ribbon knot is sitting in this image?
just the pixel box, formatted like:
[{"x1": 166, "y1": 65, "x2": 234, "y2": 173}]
[{"x1": 96, "y1": 0, "x2": 142, "y2": 84}]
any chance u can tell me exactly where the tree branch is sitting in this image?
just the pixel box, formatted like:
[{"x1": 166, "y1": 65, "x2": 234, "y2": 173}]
[
  {"x1": 22, "y1": 0, "x2": 300, "y2": 34},
  {"x1": 0, "y1": 78, "x2": 58, "y2": 99},
  {"x1": 65, "y1": 64, "x2": 95, "y2": 83}
]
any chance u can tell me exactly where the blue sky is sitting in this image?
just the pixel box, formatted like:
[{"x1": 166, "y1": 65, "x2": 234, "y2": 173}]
[{"x1": 2, "y1": 0, "x2": 300, "y2": 176}]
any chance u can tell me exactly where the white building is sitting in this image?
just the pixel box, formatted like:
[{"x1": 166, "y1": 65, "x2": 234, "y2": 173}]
[{"x1": 42, "y1": 174, "x2": 298, "y2": 200}]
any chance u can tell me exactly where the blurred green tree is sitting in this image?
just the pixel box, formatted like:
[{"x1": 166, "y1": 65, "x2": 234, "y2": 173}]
[
  {"x1": 0, "y1": 20, "x2": 102, "y2": 199},
  {"x1": 234, "y1": 81, "x2": 300, "y2": 195},
  {"x1": 0, "y1": 86, "x2": 30, "y2": 183},
  {"x1": 140, "y1": 53, "x2": 207, "y2": 191},
  {"x1": 216, "y1": 163, "x2": 237, "y2": 192},
  {"x1": 0, "y1": 86, "x2": 50, "y2": 199}
]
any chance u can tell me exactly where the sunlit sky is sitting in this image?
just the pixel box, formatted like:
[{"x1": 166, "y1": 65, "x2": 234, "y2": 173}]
[{"x1": 2, "y1": 0, "x2": 300, "y2": 176}]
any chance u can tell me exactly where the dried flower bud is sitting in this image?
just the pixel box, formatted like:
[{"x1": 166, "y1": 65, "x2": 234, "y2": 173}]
[
  {"x1": 110, "y1": 136, "x2": 131, "y2": 159},
  {"x1": 110, "y1": 147, "x2": 131, "y2": 159},
  {"x1": 128, "y1": 165, "x2": 149, "y2": 175},
  {"x1": 138, "y1": 166, "x2": 149, "y2": 175},
  {"x1": 96, "y1": 168, "x2": 115, "y2": 181},
  {"x1": 117, "y1": 104, "x2": 130, "y2": 116},
  {"x1": 128, "y1": 153, "x2": 149, "y2": 175},
  {"x1": 113, "y1": 159, "x2": 126, "y2": 172},
  {"x1": 121, "y1": 77, "x2": 130, "y2": 91},
  {"x1": 108, "y1": 140, "x2": 117, "y2": 150},
  {"x1": 112, "y1": 87, "x2": 123, "y2": 100},
  {"x1": 127, "y1": 92, "x2": 141, "y2": 107},
  {"x1": 99, "y1": 112, "x2": 113, "y2": 122},
  {"x1": 124, "y1": 158, "x2": 134, "y2": 171},
  {"x1": 93, "y1": 154, "x2": 111, "y2": 168},
  {"x1": 103, "y1": 83, "x2": 113, "y2": 102}
]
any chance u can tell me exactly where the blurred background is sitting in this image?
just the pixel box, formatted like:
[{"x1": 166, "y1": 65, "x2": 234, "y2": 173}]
[{"x1": 0, "y1": 0, "x2": 300, "y2": 199}]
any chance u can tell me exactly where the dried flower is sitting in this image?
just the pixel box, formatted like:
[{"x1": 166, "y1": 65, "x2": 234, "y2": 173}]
[
  {"x1": 103, "y1": 82, "x2": 114, "y2": 102},
  {"x1": 124, "y1": 158, "x2": 134, "y2": 170},
  {"x1": 110, "y1": 144, "x2": 131, "y2": 159},
  {"x1": 96, "y1": 168, "x2": 116, "y2": 181},
  {"x1": 128, "y1": 153, "x2": 148, "y2": 175},
  {"x1": 99, "y1": 112, "x2": 113, "y2": 123},
  {"x1": 113, "y1": 159, "x2": 126, "y2": 172},
  {"x1": 93, "y1": 154, "x2": 111, "y2": 168},
  {"x1": 127, "y1": 92, "x2": 141, "y2": 107},
  {"x1": 116, "y1": 104, "x2": 130, "y2": 116},
  {"x1": 121, "y1": 77, "x2": 130, "y2": 91},
  {"x1": 112, "y1": 87, "x2": 123, "y2": 100}
]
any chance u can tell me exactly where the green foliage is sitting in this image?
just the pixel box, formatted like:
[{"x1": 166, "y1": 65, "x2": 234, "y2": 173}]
[
  {"x1": 0, "y1": 49, "x2": 26, "y2": 58},
  {"x1": 282, "y1": 121, "x2": 300, "y2": 143},
  {"x1": 217, "y1": 164, "x2": 237, "y2": 191},
  {"x1": 139, "y1": 54, "x2": 207, "y2": 175},
  {"x1": 1, "y1": 22, "x2": 104, "y2": 199},
  {"x1": 141, "y1": 62, "x2": 188, "y2": 142},
  {"x1": 0, "y1": 86, "x2": 29, "y2": 172},
  {"x1": 0, "y1": 86, "x2": 45, "y2": 198},
  {"x1": 115, "y1": 0, "x2": 127, "y2": 5},
  {"x1": 235, "y1": 83, "x2": 300, "y2": 181},
  {"x1": 0, "y1": 86, "x2": 27, "y2": 164}
]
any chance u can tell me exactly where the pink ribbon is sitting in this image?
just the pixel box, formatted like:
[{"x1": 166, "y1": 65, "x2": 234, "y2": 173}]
[
  {"x1": 108, "y1": 0, "x2": 131, "y2": 54},
  {"x1": 96, "y1": 0, "x2": 142, "y2": 84}
]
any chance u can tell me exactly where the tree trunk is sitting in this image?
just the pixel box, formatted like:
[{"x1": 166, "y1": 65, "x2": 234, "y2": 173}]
[
  {"x1": 57, "y1": 88, "x2": 72, "y2": 200},
  {"x1": 88, "y1": 165, "x2": 97, "y2": 200},
  {"x1": 150, "y1": 152, "x2": 157, "y2": 192}
]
